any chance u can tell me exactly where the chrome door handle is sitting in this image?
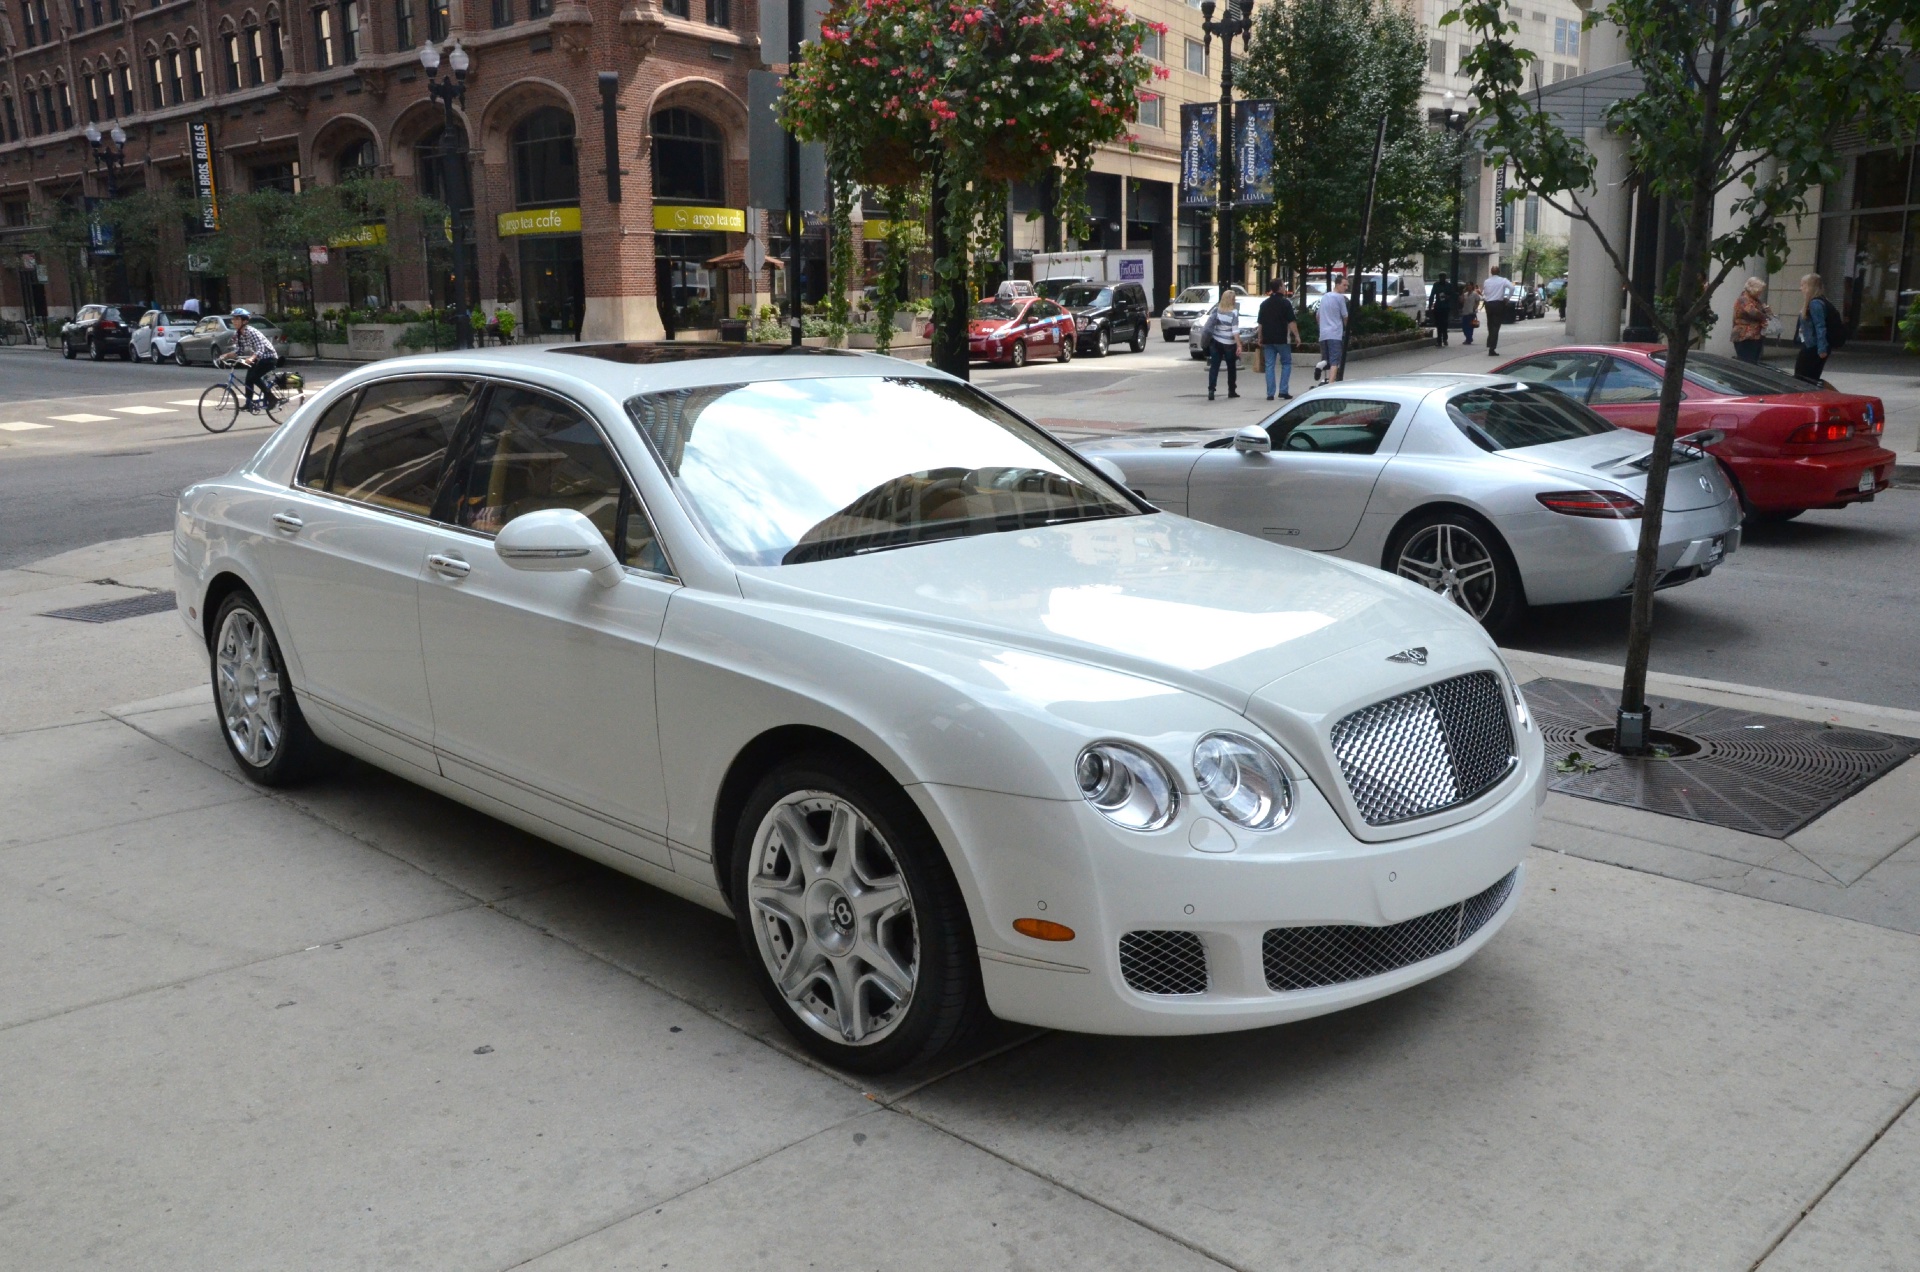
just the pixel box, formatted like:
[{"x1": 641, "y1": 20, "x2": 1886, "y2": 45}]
[
  {"x1": 271, "y1": 512, "x2": 304, "y2": 533},
  {"x1": 427, "y1": 553, "x2": 471, "y2": 579}
]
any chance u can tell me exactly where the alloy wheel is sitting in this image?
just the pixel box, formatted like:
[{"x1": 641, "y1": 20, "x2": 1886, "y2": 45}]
[
  {"x1": 1395, "y1": 521, "x2": 1499, "y2": 620},
  {"x1": 214, "y1": 607, "x2": 284, "y2": 769},
  {"x1": 745, "y1": 791, "x2": 919, "y2": 1048}
]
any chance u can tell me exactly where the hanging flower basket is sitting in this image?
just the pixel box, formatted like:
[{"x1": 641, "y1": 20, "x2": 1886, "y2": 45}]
[
  {"x1": 980, "y1": 135, "x2": 1050, "y2": 183},
  {"x1": 858, "y1": 137, "x2": 923, "y2": 188}
]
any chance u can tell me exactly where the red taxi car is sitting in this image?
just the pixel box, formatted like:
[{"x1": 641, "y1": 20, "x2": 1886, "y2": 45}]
[
  {"x1": 923, "y1": 296, "x2": 1076, "y2": 367},
  {"x1": 1495, "y1": 345, "x2": 1893, "y2": 521}
]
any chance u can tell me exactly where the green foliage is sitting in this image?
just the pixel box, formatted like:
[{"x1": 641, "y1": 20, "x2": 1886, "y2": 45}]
[
  {"x1": 1518, "y1": 232, "x2": 1568, "y2": 284},
  {"x1": 398, "y1": 318, "x2": 457, "y2": 350},
  {"x1": 1351, "y1": 305, "x2": 1415, "y2": 336},
  {"x1": 872, "y1": 179, "x2": 929, "y2": 355},
  {"x1": 1238, "y1": 0, "x2": 1454, "y2": 282},
  {"x1": 1899, "y1": 297, "x2": 1920, "y2": 355}
]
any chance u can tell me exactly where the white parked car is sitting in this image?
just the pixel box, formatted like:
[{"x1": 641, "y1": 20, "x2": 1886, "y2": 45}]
[
  {"x1": 130, "y1": 309, "x2": 200, "y2": 363},
  {"x1": 1160, "y1": 285, "x2": 1220, "y2": 341},
  {"x1": 174, "y1": 345, "x2": 1541, "y2": 1072},
  {"x1": 1080, "y1": 374, "x2": 1743, "y2": 635}
]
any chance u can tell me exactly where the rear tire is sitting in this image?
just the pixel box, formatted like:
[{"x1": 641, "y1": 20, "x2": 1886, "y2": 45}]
[
  {"x1": 1386, "y1": 510, "x2": 1525, "y2": 638},
  {"x1": 1008, "y1": 339, "x2": 1027, "y2": 369},
  {"x1": 1129, "y1": 323, "x2": 1145, "y2": 352},
  {"x1": 210, "y1": 591, "x2": 327, "y2": 787},
  {"x1": 1056, "y1": 335, "x2": 1073, "y2": 363},
  {"x1": 89, "y1": 338, "x2": 105, "y2": 361},
  {"x1": 732, "y1": 757, "x2": 983, "y2": 1073}
]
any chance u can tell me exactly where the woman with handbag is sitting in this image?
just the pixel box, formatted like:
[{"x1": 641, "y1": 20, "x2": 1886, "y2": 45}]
[
  {"x1": 1731, "y1": 278, "x2": 1772, "y2": 364},
  {"x1": 1459, "y1": 283, "x2": 1482, "y2": 346}
]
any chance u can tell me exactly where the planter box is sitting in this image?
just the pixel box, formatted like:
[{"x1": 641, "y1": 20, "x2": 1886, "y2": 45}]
[
  {"x1": 318, "y1": 342, "x2": 352, "y2": 360},
  {"x1": 848, "y1": 332, "x2": 931, "y2": 351},
  {"x1": 346, "y1": 323, "x2": 407, "y2": 360}
]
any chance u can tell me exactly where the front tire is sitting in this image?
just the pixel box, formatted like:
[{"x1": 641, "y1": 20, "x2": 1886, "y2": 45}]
[
  {"x1": 1093, "y1": 327, "x2": 1109, "y2": 357},
  {"x1": 1162, "y1": 329, "x2": 1177, "y2": 343},
  {"x1": 1387, "y1": 510, "x2": 1524, "y2": 637},
  {"x1": 199, "y1": 383, "x2": 241, "y2": 433},
  {"x1": 732, "y1": 759, "x2": 982, "y2": 1073},
  {"x1": 210, "y1": 591, "x2": 326, "y2": 786},
  {"x1": 63, "y1": 340, "x2": 77, "y2": 359},
  {"x1": 175, "y1": 347, "x2": 191, "y2": 367}
]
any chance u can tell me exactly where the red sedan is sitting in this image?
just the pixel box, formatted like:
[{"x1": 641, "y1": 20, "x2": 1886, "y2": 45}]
[
  {"x1": 922, "y1": 296, "x2": 1076, "y2": 367},
  {"x1": 1494, "y1": 345, "x2": 1893, "y2": 520}
]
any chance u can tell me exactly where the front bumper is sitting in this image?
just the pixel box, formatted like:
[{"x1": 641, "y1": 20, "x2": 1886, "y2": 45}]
[{"x1": 914, "y1": 756, "x2": 1540, "y2": 1036}]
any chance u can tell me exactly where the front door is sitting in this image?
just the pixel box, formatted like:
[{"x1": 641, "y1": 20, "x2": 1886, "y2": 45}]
[
  {"x1": 1589, "y1": 355, "x2": 1668, "y2": 435},
  {"x1": 417, "y1": 382, "x2": 676, "y2": 865},
  {"x1": 266, "y1": 376, "x2": 477, "y2": 771},
  {"x1": 1187, "y1": 397, "x2": 1402, "y2": 552}
]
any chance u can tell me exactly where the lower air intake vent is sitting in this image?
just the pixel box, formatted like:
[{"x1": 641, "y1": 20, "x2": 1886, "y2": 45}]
[
  {"x1": 1262, "y1": 869, "x2": 1517, "y2": 992},
  {"x1": 1118, "y1": 930, "x2": 1209, "y2": 995}
]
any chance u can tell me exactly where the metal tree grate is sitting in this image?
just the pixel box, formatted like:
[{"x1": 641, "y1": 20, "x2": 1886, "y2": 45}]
[
  {"x1": 1524, "y1": 678, "x2": 1920, "y2": 839},
  {"x1": 38, "y1": 590, "x2": 177, "y2": 624},
  {"x1": 1262, "y1": 869, "x2": 1517, "y2": 992},
  {"x1": 1118, "y1": 930, "x2": 1209, "y2": 996}
]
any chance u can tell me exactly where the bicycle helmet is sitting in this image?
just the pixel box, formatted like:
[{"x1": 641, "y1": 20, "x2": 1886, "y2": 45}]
[{"x1": 231, "y1": 307, "x2": 252, "y2": 319}]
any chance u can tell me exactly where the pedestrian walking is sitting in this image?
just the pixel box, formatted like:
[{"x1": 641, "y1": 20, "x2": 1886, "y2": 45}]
[
  {"x1": 1480, "y1": 265, "x2": 1513, "y2": 356},
  {"x1": 1793, "y1": 273, "x2": 1834, "y2": 382},
  {"x1": 1256, "y1": 279, "x2": 1300, "y2": 400},
  {"x1": 1459, "y1": 282, "x2": 1481, "y2": 346},
  {"x1": 1202, "y1": 290, "x2": 1243, "y2": 400},
  {"x1": 1731, "y1": 277, "x2": 1772, "y2": 364},
  {"x1": 1428, "y1": 275, "x2": 1456, "y2": 347},
  {"x1": 1317, "y1": 286, "x2": 1350, "y2": 382}
]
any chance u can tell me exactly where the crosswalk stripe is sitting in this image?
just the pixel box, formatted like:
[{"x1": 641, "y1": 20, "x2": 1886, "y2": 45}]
[
  {"x1": 166, "y1": 400, "x2": 208, "y2": 406},
  {"x1": 49, "y1": 413, "x2": 114, "y2": 422},
  {"x1": 0, "y1": 421, "x2": 53, "y2": 431},
  {"x1": 112, "y1": 405, "x2": 177, "y2": 415}
]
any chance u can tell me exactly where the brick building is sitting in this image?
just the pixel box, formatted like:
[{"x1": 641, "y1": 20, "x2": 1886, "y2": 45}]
[{"x1": 0, "y1": 0, "x2": 768, "y2": 338}]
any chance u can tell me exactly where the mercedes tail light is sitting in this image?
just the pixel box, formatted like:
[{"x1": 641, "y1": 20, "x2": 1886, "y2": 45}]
[
  {"x1": 1787, "y1": 419, "x2": 1854, "y2": 444},
  {"x1": 1536, "y1": 490, "x2": 1644, "y2": 519}
]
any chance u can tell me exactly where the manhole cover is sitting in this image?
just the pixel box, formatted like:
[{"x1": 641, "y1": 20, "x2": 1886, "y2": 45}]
[
  {"x1": 1523, "y1": 678, "x2": 1920, "y2": 839},
  {"x1": 39, "y1": 590, "x2": 177, "y2": 624}
]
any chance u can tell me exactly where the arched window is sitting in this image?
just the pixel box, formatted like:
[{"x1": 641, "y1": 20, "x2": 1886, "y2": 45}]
[
  {"x1": 415, "y1": 123, "x2": 472, "y2": 213},
  {"x1": 337, "y1": 137, "x2": 377, "y2": 181},
  {"x1": 511, "y1": 107, "x2": 577, "y2": 209},
  {"x1": 650, "y1": 108, "x2": 724, "y2": 205}
]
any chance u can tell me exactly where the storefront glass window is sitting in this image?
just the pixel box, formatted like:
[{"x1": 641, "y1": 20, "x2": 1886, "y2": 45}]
[
  {"x1": 651, "y1": 108, "x2": 724, "y2": 205},
  {"x1": 513, "y1": 108, "x2": 578, "y2": 208}
]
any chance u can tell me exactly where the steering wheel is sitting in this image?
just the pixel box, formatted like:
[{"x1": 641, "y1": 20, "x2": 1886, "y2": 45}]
[{"x1": 1284, "y1": 432, "x2": 1320, "y2": 451}]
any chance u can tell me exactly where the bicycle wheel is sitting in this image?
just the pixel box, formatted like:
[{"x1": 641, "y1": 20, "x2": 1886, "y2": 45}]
[{"x1": 199, "y1": 383, "x2": 241, "y2": 433}]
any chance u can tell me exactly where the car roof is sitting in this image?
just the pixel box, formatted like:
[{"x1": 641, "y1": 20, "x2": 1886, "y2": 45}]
[
  {"x1": 1328, "y1": 372, "x2": 1518, "y2": 396},
  {"x1": 318, "y1": 342, "x2": 947, "y2": 401}
]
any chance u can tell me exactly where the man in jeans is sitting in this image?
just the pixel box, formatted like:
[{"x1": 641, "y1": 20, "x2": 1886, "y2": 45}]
[
  {"x1": 1256, "y1": 279, "x2": 1300, "y2": 400},
  {"x1": 230, "y1": 308, "x2": 280, "y2": 412},
  {"x1": 1316, "y1": 287, "x2": 1349, "y2": 382}
]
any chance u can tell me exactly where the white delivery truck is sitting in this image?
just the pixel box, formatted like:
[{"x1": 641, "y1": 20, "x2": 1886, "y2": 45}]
[{"x1": 1029, "y1": 250, "x2": 1154, "y2": 306}]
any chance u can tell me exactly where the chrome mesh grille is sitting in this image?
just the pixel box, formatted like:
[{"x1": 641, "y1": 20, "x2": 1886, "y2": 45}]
[
  {"x1": 1118, "y1": 930, "x2": 1209, "y2": 995},
  {"x1": 1330, "y1": 671, "x2": 1517, "y2": 825},
  {"x1": 1262, "y1": 869, "x2": 1518, "y2": 992}
]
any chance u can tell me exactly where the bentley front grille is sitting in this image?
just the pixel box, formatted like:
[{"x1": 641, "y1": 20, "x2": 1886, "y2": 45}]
[
  {"x1": 1329, "y1": 671, "x2": 1517, "y2": 825},
  {"x1": 1262, "y1": 869, "x2": 1518, "y2": 992}
]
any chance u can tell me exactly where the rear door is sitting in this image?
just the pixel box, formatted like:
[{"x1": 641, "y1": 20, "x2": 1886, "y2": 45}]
[{"x1": 1188, "y1": 397, "x2": 1402, "y2": 551}]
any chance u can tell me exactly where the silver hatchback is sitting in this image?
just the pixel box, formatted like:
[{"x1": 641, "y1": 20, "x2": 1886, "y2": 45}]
[{"x1": 172, "y1": 314, "x2": 288, "y2": 366}]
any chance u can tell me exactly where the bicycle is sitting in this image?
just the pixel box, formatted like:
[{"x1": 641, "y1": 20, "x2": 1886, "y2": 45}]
[{"x1": 198, "y1": 355, "x2": 305, "y2": 433}]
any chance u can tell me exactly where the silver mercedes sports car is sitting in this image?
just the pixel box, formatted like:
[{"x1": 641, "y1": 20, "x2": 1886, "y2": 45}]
[{"x1": 1079, "y1": 373, "x2": 1742, "y2": 634}]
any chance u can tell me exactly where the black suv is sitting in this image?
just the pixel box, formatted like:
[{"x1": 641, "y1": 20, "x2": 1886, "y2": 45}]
[
  {"x1": 1059, "y1": 281, "x2": 1152, "y2": 357},
  {"x1": 61, "y1": 303, "x2": 148, "y2": 361}
]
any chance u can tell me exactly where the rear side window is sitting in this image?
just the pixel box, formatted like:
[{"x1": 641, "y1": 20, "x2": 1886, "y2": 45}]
[
  {"x1": 1266, "y1": 398, "x2": 1399, "y2": 455},
  {"x1": 327, "y1": 378, "x2": 474, "y2": 516},
  {"x1": 1591, "y1": 357, "x2": 1663, "y2": 405},
  {"x1": 1503, "y1": 351, "x2": 1603, "y2": 401},
  {"x1": 1448, "y1": 385, "x2": 1617, "y2": 452},
  {"x1": 297, "y1": 391, "x2": 359, "y2": 489},
  {"x1": 1654, "y1": 350, "x2": 1815, "y2": 397}
]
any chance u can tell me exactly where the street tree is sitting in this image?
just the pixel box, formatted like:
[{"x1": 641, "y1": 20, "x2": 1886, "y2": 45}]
[
  {"x1": 1447, "y1": 0, "x2": 1920, "y2": 751},
  {"x1": 783, "y1": 0, "x2": 1158, "y2": 378},
  {"x1": 1238, "y1": 0, "x2": 1450, "y2": 290},
  {"x1": 212, "y1": 176, "x2": 441, "y2": 323}
]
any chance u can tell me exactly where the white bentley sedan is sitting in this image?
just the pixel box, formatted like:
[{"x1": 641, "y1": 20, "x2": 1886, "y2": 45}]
[{"x1": 175, "y1": 344, "x2": 1543, "y2": 1072}]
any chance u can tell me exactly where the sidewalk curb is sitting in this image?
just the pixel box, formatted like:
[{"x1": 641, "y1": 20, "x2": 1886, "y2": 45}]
[{"x1": 1500, "y1": 647, "x2": 1920, "y2": 734}]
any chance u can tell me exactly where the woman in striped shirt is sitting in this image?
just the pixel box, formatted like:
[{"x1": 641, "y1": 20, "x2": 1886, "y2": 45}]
[{"x1": 1201, "y1": 290, "x2": 1244, "y2": 400}]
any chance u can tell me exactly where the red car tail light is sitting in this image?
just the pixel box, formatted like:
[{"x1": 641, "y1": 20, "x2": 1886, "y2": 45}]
[
  {"x1": 1536, "y1": 490, "x2": 1644, "y2": 519},
  {"x1": 98, "y1": 319, "x2": 119, "y2": 331},
  {"x1": 1787, "y1": 419, "x2": 1853, "y2": 444}
]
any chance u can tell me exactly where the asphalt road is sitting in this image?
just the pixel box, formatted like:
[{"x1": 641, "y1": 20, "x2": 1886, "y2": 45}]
[{"x1": 4, "y1": 346, "x2": 1916, "y2": 709}]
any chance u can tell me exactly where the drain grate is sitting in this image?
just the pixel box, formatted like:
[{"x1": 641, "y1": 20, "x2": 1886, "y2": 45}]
[
  {"x1": 1523, "y1": 678, "x2": 1920, "y2": 839},
  {"x1": 39, "y1": 590, "x2": 178, "y2": 624}
]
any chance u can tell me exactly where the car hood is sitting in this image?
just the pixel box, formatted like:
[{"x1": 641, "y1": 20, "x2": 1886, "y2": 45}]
[
  {"x1": 1067, "y1": 305, "x2": 1110, "y2": 319},
  {"x1": 734, "y1": 513, "x2": 1482, "y2": 711},
  {"x1": 967, "y1": 319, "x2": 1014, "y2": 334}
]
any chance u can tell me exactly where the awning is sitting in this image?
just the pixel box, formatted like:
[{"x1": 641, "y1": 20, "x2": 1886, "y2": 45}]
[
  {"x1": 706, "y1": 250, "x2": 783, "y2": 269},
  {"x1": 1479, "y1": 62, "x2": 1645, "y2": 135}
]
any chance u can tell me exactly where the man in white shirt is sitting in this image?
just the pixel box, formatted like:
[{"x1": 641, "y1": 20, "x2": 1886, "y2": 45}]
[
  {"x1": 1480, "y1": 265, "x2": 1514, "y2": 356},
  {"x1": 1316, "y1": 288, "x2": 1349, "y2": 381}
]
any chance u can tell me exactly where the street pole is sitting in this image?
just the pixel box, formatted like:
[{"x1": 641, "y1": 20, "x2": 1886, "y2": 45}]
[
  {"x1": 1443, "y1": 92, "x2": 1466, "y2": 291},
  {"x1": 421, "y1": 40, "x2": 473, "y2": 350},
  {"x1": 785, "y1": 0, "x2": 803, "y2": 347},
  {"x1": 1341, "y1": 111, "x2": 1388, "y2": 380},
  {"x1": 84, "y1": 124, "x2": 130, "y2": 298},
  {"x1": 1199, "y1": 0, "x2": 1255, "y2": 293}
]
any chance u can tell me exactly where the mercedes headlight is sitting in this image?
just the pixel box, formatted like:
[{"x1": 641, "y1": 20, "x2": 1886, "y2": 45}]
[
  {"x1": 1192, "y1": 732, "x2": 1293, "y2": 830},
  {"x1": 1075, "y1": 742, "x2": 1179, "y2": 831}
]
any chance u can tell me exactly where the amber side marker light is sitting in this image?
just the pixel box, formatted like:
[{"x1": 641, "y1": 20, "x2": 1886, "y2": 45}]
[{"x1": 1013, "y1": 918, "x2": 1076, "y2": 942}]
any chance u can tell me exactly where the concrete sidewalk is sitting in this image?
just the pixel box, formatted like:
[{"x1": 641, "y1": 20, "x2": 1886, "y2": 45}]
[{"x1": 5, "y1": 534, "x2": 1920, "y2": 1270}]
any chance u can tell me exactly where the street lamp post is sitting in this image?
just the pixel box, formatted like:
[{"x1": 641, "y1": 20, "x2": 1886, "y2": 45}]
[
  {"x1": 420, "y1": 40, "x2": 473, "y2": 350},
  {"x1": 1199, "y1": 0, "x2": 1254, "y2": 293},
  {"x1": 83, "y1": 123, "x2": 130, "y2": 295},
  {"x1": 1440, "y1": 91, "x2": 1467, "y2": 292}
]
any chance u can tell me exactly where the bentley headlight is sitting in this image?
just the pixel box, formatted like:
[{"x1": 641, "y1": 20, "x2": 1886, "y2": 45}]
[
  {"x1": 1192, "y1": 732, "x2": 1293, "y2": 830},
  {"x1": 1496, "y1": 659, "x2": 1532, "y2": 731},
  {"x1": 1075, "y1": 742, "x2": 1179, "y2": 831}
]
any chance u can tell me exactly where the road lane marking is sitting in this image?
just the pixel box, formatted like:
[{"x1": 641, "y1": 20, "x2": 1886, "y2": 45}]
[
  {"x1": 166, "y1": 400, "x2": 209, "y2": 406},
  {"x1": 112, "y1": 405, "x2": 177, "y2": 415},
  {"x1": 0, "y1": 421, "x2": 52, "y2": 431},
  {"x1": 49, "y1": 413, "x2": 115, "y2": 422}
]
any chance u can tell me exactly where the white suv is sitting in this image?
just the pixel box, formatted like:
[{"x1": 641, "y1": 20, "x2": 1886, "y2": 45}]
[{"x1": 1159, "y1": 285, "x2": 1220, "y2": 342}]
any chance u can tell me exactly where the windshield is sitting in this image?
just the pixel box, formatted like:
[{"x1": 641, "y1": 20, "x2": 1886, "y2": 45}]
[
  {"x1": 1653, "y1": 350, "x2": 1817, "y2": 398},
  {"x1": 1447, "y1": 384, "x2": 1618, "y2": 452},
  {"x1": 626, "y1": 376, "x2": 1138, "y2": 566},
  {"x1": 1035, "y1": 279, "x2": 1082, "y2": 300},
  {"x1": 970, "y1": 300, "x2": 1025, "y2": 322},
  {"x1": 1173, "y1": 288, "x2": 1215, "y2": 305},
  {"x1": 1059, "y1": 285, "x2": 1113, "y2": 308}
]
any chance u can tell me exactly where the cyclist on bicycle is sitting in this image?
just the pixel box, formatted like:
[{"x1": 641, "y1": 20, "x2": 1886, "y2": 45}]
[{"x1": 229, "y1": 308, "x2": 279, "y2": 412}]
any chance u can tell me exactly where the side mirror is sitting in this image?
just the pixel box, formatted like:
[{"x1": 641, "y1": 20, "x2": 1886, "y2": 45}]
[
  {"x1": 1088, "y1": 456, "x2": 1128, "y2": 486},
  {"x1": 1233, "y1": 424, "x2": 1271, "y2": 454},
  {"x1": 496, "y1": 508, "x2": 622, "y2": 587}
]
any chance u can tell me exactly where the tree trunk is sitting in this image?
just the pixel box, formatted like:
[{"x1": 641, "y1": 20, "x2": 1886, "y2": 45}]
[{"x1": 929, "y1": 163, "x2": 971, "y2": 380}]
